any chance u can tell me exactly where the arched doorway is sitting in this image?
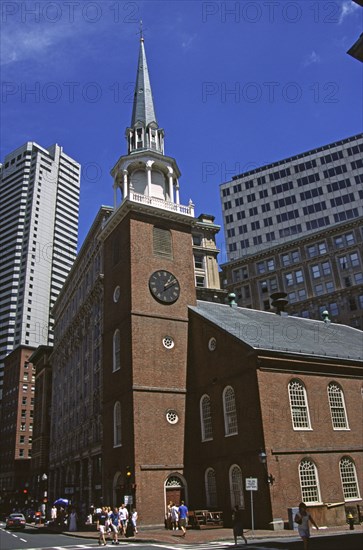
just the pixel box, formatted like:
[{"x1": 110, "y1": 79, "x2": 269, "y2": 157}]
[{"x1": 164, "y1": 474, "x2": 187, "y2": 510}]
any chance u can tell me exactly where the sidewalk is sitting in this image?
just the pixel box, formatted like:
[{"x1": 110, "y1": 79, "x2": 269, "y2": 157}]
[{"x1": 59, "y1": 523, "x2": 363, "y2": 545}]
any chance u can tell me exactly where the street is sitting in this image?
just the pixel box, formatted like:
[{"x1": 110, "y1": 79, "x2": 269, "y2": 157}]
[{"x1": 0, "y1": 523, "x2": 362, "y2": 550}]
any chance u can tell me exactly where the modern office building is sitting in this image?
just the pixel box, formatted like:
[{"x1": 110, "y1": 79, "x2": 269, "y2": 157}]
[
  {"x1": 0, "y1": 142, "x2": 81, "y2": 399},
  {"x1": 220, "y1": 133, "x2": 363, "y2": 260},
  {"x1": 221, "y1": 217, "x2": 363, "y2": 328},
  {"x1": 0, "y1": 143, "x2": 80, "y2": 505},
  {"x1": 220, "y1": 134, "x2": 363, "y2": 327}
]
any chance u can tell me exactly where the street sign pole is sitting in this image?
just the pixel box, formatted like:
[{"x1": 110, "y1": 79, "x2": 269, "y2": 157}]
[
  {"x1": 245, "y1": 477, "x2": 258, "y2": 537},
  {"x1": 250, "y1": 489, "x2": 254, "y2": 534}
]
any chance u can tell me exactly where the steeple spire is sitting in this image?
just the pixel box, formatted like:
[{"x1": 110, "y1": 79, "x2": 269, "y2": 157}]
[
  {"x1": 130, "y1": 29, "x2": 157, "y2": 128},
  {"x1": 112, "y1": 31, "x2": 194, "y2": 219}
]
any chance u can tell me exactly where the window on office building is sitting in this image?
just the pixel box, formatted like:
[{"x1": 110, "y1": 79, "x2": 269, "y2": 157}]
[{"x1": 307, "y1": 242, "x2": 327, "y2": 258}]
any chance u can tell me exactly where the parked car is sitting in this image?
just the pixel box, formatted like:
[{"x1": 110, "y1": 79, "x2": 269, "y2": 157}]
[{"x1": 5, "y1": 513, "x2": 26, "y2": 530}]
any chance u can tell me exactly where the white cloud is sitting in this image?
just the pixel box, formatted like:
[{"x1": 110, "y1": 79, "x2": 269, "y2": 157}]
[
  {"x1": 339, "y1": 1, "x2": 360, "y2": 24},
  {"x1": 0, "y1": 25, "x2": 74, "y2": 66},
  {"x1": 303, "y1": 50, "x2": 321, "y2": 67}
]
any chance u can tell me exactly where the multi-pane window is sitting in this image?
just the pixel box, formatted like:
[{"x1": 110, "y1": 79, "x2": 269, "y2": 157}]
[
  {"x1": 307, "y1": 242, "x2": 327, "y2": 258},
  {"x1": 281, "y1": 250, "x2": 300, "y2": 267},
  {"x1": 284, "y1": 270, "x2": 304, "y2": 287},
  {"x1": 232, "y1": 267, "x2": 248, "y2": 282},
  {"x1": 205, "y1": 468, "x2": 218, "y2": 508},
  {"x1": 338, "y1": 253, "x2": 361, "y2": 270},
  {"x1": 259, "y1": 277, "x2": 278, "y2": 296},
  {"x1": 200, "y1": 395, "x2": 213, "y2": 441},
  {"x1": 288, "y1": 379, "x2": 311, "y2": 429},
  {"x1": 327, "y1": 383, "x2": 349, "y2": 429},
  {"x1": 229, "y1": 465, "x2": 244, "y2": 508},
  {"x1": 299, "y1": 459, "x2": 321, "y2": 503},
  {"x1": 223, "y1": 386, "x2": 238, "y2": 436},
  {"x1": 113, "y1": 402, "x2": 122, "y2": 447},
  {"x1": 334, "y1": 233, "x2": 356, "y2": 248},
  {"x1": 256, "y1": 258, "x2": 275, "y2": 273},
  {"x1": 194, "y1": 255, "x2": 204, "y2": 269},
  {"x1": 340, "y1": 457, "x2": 360, "y2": 500},
  {"x1": 113, "y1": 329, "x2": 121, "y2": 372}
]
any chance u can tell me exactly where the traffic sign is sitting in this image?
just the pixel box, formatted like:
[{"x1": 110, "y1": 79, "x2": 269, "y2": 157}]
[{"x1": 245, "y1": 477, "x2": 258, "y2": 491}]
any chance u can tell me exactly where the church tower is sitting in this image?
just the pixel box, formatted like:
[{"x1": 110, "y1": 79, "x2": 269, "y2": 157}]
[
  {"x1": 100, "y1": 35, "x2": 197, "y2": 525},
  {"x1": 111, "y1": 34, "x2": 193, "y2": 217}
]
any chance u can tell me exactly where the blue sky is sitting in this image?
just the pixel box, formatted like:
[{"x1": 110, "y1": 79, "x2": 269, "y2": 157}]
[{"x1": 1, "y1": 0, "x2": 362, "y2": 261}]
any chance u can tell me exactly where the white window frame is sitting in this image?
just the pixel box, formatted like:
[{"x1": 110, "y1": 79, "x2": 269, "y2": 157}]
[
  {"x1": 200, "y1": 394, "x2": 213, "y2": 441},
  {"x1": 299, "y1": 459, "x2": 321, "y2": 504},
  {"x1": 113, "y1": 329, "x2": 120, "y2": 372},
  {"x1": 288, "y1": 379, "x2": 312, "y2": 430},
  {"x1": 205, "y1": 468, "x2": 217, "y2": 508},
  {"x1": 113, "y1": 401, "x2": 122, "y2": 447},
  {"x1": 223, "y1": 386, "x2": 238, "y2": 436},
  {"x1": 327, "y1": 382, "x2": 349, "y2": 430},
  {"x1": 339, "y1": 457, "x2": 361, "y2": 501},
  {"x1": 229, "y1": 464, "x2": 244, "y2": 508}
]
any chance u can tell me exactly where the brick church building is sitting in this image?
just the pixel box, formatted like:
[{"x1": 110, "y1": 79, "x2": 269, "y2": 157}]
[{"x1": 39, "y1": 36, "x2": 363, "y2": 529}]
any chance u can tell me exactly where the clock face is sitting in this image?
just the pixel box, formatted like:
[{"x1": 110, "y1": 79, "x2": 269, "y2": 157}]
[{"x1": 149, "y1": 270, "x2": 180, "y2": 304}]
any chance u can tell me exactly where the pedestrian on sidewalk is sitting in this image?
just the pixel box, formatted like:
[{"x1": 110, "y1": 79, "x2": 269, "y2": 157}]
[
  {"x1": 131, "y1": 508, "x2": 138, "y2": 534},
  {"x1": 171, "y1": 502, "x2": 179, "y2": 531},
  {"x1": 178, "y1": 501, "x2": 189, "y2": 537},
  {"x1": 294, "y1": 502, "x2": 319, "y2": 550},
  {"x1": 110, "y1": 506, "x2": 121, "y2": 544},
  {"x1": 96, "y1": 506, "x2": 109, "y2": 546},
  {"x1": 232, "y1": 505, "x2": 247, "y2": 545}
]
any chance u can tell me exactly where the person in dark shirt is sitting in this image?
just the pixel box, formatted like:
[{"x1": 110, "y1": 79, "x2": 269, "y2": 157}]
[
  {"x1": 96, "y1": 507, "x2": 108, "y2": 546},
  {"x1": 232, "y1": 505, "x2": 247, "y2": 545}
]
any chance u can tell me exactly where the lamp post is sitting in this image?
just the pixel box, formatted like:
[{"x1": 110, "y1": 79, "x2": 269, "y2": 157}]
[{"x1": 258, "y1": 450, "x2": 275, "y2": 485}]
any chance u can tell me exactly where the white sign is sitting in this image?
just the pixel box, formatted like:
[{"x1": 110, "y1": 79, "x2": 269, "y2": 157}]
[
  {"x1": 245, "y1": 477, "x2": 258, "y2": 491},
  {"x1": 124, "y1": 495, "x2": 133, "y2": 505}
]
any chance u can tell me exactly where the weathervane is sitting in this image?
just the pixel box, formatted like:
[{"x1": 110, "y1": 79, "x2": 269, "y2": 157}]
[{"x1": 137, "y1": 20, "x2": 147, "y2": 41}]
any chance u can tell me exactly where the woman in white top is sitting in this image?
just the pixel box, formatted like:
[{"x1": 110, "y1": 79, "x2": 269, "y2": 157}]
[{"x1": 294, "y1": 502, "x2": 319, "y2": 550}]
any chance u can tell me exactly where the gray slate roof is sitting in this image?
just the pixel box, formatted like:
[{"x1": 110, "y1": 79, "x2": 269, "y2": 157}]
[
  {"x1": 190, "y1": 301, "x2": 363, "y2": 362},
  {"x1": 131, "y1": 39, "x2": 157, "y2": 128}
]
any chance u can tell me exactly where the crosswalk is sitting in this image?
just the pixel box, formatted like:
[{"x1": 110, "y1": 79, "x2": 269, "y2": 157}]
[{"x1": 7, "y1": 544, "x2": 283, "y2": 550}]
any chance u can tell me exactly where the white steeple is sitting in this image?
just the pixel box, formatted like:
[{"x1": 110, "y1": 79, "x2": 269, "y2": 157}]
[{"x1": 111, "y1": 32, "x2": 194, "y2": 217}]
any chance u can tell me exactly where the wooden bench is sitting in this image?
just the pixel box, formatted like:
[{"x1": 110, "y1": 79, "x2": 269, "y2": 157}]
[{"x1": 189, "y1": 510, "x2": 223, "y2": 529}]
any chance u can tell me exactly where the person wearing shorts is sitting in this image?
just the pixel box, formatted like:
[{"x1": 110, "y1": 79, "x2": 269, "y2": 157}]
[
  {"x1": 178, "y1": 501, "x2": 188, "y2": 537},
  {"x1": 96, "y1": 507, "x2": 109, "y2": 546},
  {"x1": 110, "y1": 507, "x2": 121, "y2": 544}
]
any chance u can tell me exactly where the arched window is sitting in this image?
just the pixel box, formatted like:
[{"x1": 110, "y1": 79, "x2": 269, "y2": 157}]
[
  {"x1": 299, "y1": 459, "x2": 321, "y2": 503},
  {"x1": 223, "y1": 386, "x2": 238, "y2": 436},
  {"x1": 288, "y1": 379, "x2": 311, "y2": 429},
  {"x1": 113, "y1": 329, "x2": 120, "y2": 372},
  {"x1": 200, "y1": 395, "x2": 213, "y2": 441},
  {"x1": 340, "y1": 457, "x2": 360, "y2": 500},
  {"x1": 113, "y1": 402, "x2": 121, "y2": 447},
  {"x1": 205, "y1": 468, "x2": 217, "y2": 508},
  {"x1": 328, "y1": 382, "x2": 349, "y2": 429},
  {"x1": 229, "y1": 465, "x2": 244, "y2": 508}
]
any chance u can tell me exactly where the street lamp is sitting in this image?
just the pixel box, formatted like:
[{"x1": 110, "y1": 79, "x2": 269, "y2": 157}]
[{"x1": 258, "y1": 450, "x2": 275, "y2": 485}]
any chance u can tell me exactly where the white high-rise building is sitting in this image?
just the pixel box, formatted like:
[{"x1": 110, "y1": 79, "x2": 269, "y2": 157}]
[{"x1": 0, "y1": 142, "x2": 80, "y2": 398}]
